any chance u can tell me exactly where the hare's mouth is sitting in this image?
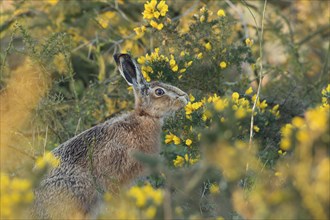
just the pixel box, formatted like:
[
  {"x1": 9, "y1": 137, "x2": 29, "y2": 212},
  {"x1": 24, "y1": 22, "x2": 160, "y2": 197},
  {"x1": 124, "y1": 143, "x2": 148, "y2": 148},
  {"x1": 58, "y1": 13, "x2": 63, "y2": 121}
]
[
  {"x1": 174, "y1": 95, "x2": 189, "y2": 108},
  {"x1": 179, "y1": 94, "x2": 189, "y2": 105}
]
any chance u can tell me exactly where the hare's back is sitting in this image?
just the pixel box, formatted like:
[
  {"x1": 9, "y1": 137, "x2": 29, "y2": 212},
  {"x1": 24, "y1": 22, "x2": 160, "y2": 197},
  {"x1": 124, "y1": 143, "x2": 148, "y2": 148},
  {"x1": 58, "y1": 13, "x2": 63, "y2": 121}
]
[{"x1": 52, "y1": 113, "x2": 135, "y2": 165}]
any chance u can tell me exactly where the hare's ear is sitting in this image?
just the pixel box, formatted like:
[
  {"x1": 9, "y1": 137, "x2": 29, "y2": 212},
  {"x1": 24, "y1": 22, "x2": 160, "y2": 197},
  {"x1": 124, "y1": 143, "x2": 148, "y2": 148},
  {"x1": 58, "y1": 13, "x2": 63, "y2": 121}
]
[{"x1": 113, "y1": 53, "x2": 148, "y2": 91}]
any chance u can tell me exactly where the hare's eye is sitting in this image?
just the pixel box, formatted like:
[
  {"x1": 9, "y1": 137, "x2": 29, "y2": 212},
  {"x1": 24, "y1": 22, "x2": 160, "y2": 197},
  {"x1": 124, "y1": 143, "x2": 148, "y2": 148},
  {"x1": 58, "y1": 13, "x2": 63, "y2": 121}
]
[{"x1": 155, "y1": 88, "x2": 165, "y2": 96}]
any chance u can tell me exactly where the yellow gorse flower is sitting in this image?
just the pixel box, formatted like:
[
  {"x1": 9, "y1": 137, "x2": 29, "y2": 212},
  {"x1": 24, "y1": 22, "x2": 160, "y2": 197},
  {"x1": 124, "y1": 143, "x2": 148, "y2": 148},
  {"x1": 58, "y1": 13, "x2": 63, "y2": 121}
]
[
  {"x1": 189, "y1": 94, "x2": 195, "y2": 102},
  {"x1": 214, "y1": 99, "x2": 227, "y2": 111},
  {"x1": 245, "y1": 87, "x2": 253, "y2": 95},
  {"x1": 173, "y1": 155, "x2": 185, "y2": 167},
  {"x1": 127, "y1": 183, "x2": 164, "y2": 208},
  {"x1": 196, "y1": 52, "x2": 203, "y2": 59},
  {"x1": 280, "y1": 103, "x2": 329, "y2": 151},
  {"x1": 217, "y1": 9, "x2": 226, "y2": 17},
  {"x1": 137, "y1": 49, "x2": 193, "y2": 81},
  {"x1": 143, "y1": 0, "x2": 168, "y2": 20},
  {"x1": 1, "y1": 173, "x2": 34, "y2": 219},
  {"x1": 150, "y1": 20, "x2": 164, "y2": 30},
  {"x1": 48, "y1": 0, "x2": 58, "y2": 5},
  {"x1": 185, "y1": 101, "x2": 203, "y2": 116},
  {"x1": 173, "y1": 154, "x2": 199, "y2": 167},
  {"x1": 145, "y1": 206, "x2": 157, "y2": 218},
  {"x1": 200, "y1": 15, "x2": 205, "y2": 23},
  {"x1": 134, "y1": 26, "x2": 146, "y2": 38},
  {"x1": 143, "y1": 0, "x2": 157, "y2": 19},
  {"x1": 156, "y1": 0, "x2": 168, "y2": 16},
  {"x1": 204, "y1": 42, "x2": 212, "y2": 51},
  {"x1": 321, "y1": 84, "x2": 330, "y2": 109},
  {"x1": 185, "y1": 139, "x2": 192, "y2": 146},
  {"x1": 53, "y1": 53, "x2": 67, "y2": 74},
  {"x1": 165, "y1": 132, "x2": 181, "y2": 145},
  {"x1": 96, "y1": 11, "x2": 116, "y2": 28},
  {"x1": 208, "y1": 93, "x2": 221, "y2": 103},
  {"x1": 270, "y1": 104, "x2": 280, "y2": 118},
  {"x1": 169, "y1": 55, "x2": 178, "y2": 71},
  {"x1": 209, "y1": 184, "x2": 220, "y2": 194},
  {"x1": 219, "y1": 61, "x2": 227, "y2": 69},
  {"x1": 35, "y1": 151, "x2": 60, "y2": 170},
  {"x1": 321, "y1": 84, "x2": 330, "y2": 96},
  {"x1": 245, "y1": 38, "x2": 254, "y2": 46},
  {"x1": 253, "y1": 125, "x2": 260, "y2": 132}
]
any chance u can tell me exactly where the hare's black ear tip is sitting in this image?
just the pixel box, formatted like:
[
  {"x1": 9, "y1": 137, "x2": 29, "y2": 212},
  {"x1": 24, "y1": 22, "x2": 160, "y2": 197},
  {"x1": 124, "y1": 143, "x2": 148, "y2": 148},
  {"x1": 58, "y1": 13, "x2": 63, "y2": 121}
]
[
  {"x1": 113, "y1": 53, "x2": 121, "y2": 64},
  {"x1": 113, "y1": 53, "x2": 132, "y2": 64}
]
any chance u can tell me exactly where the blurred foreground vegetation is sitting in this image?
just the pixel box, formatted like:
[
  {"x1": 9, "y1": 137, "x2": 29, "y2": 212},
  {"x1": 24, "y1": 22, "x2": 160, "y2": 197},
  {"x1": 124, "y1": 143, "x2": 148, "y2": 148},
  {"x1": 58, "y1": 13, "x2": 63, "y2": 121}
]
[{"x1": 0, "y1": 0, "x2": 329, "y2": 219}]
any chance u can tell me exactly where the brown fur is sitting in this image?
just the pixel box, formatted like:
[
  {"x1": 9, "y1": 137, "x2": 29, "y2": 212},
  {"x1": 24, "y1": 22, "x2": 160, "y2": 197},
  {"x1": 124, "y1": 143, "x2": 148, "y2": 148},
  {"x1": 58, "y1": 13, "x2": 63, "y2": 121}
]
[{"x1": 32, "y1": 54, "x2": 188, "y2": 219}]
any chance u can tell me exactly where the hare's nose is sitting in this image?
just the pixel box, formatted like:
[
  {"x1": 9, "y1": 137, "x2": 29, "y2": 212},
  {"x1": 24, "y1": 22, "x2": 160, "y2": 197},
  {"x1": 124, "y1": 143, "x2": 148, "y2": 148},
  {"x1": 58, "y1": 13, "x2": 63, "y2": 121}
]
[
  {"x1": 179, "y1": 93, "x2": 189, "y2": 103},
  {"x1": 184, "y1": 93, "x2": 189, "y2": 102}
]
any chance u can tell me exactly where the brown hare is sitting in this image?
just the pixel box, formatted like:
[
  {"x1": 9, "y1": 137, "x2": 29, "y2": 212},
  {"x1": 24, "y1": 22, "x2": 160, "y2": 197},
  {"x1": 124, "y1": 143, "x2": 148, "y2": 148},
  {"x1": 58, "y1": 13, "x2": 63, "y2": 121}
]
[{"x1": 32, "y1": 53, "x2": 189, "y2": 219}]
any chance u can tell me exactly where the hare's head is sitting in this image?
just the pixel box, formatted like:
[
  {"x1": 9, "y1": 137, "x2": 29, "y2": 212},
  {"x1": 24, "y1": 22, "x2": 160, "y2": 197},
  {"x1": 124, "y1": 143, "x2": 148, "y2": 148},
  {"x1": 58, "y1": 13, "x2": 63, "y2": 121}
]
[{"x1": 114, "y1": 53, "x2": 189, "y2": 118}]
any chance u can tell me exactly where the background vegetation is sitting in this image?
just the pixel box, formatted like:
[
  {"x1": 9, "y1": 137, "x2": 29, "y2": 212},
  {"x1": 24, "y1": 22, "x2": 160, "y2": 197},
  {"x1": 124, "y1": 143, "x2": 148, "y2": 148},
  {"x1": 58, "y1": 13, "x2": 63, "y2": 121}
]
[{"x1": 0, "y1": 0, "x2": 329, "y2": 219}]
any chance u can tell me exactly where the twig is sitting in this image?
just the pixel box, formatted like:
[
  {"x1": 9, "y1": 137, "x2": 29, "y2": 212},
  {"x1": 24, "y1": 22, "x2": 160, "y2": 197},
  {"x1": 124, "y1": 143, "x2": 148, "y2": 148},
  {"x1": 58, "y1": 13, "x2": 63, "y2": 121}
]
[
  {"x1": 1, "y1": 27, "x2": 17, "y2": 76},
  {"x1": 72, "y1": 39, "x2": 96, "y2": 52},
  {"x1": 75, "y1": 117, "x2": 81, "y2": 136},
  {"x1": 43, "y1": 125, "x2": 48, "y2": 155},
  {"x1": 113, "y1": 3, "x2": 133, "y2": 23},
  {"x1": 297, "y1": 25, "x2": 330, "y2": 46},
  {"x1": 241, "y1": 0, "x2": 267, "y2": 150},
  {"x1": 7, "y1": 144, "x2": 36, "y2": 160},
  {"x1": 199, "y1": 180, "x2": 209, "y2": 215}
]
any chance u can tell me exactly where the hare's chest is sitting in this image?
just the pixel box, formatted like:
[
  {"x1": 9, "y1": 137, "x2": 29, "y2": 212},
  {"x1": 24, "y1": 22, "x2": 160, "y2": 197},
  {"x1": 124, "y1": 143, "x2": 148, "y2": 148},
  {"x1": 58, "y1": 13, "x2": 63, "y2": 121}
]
[{"x1": 132, "y1": 131, "x2": 161, "y2": 154}]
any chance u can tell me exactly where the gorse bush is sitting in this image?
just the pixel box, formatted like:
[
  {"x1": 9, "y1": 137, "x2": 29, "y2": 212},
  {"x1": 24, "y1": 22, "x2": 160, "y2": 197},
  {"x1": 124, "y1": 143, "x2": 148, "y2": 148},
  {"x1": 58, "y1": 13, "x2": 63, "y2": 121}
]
[{"x1": 0, "y1": 0, "x2": 329, "y2": 219}]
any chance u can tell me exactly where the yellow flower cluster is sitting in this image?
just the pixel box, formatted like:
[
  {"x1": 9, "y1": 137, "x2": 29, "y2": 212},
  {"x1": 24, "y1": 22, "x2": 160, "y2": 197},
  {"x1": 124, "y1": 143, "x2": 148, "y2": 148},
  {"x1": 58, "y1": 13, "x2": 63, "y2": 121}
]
[
  {"x1": 185, "y1": 138, "x2": 192, "y2": 146},
  {"x1": 169, "y1": 55, "x2": 179, "y2": 72},
  {"x1": 217, "y1": 9, "x2": 226, "y2": 17},
  {"x1": 47, "y1": 0, "x2": 58, "y2": 5},
  {"x1": 137, "y1": 48, "x2": 191, "y2": 81},
  {"x1": 165, "y1": 132, "x2": 181, "y2": 145},
  {"x1": 142, "y1": 0, "x2": 168, "y2": 30},
  {"x1": 198, "y1": 6, "x2": 213, "y2": 23},
  {"x1": 219, "y1": 61, "x2": 227, "y2": 69},
  {"x1": 245, "y1": 38, "x2": 254, "y2": 47},
  {"x1": 280, "y1": 86, "x2": 329, "y2": 151},
  {"x1": 1, "y1": 173, "x2": 34, "y2": 218},
  {"x1": 231, "y1": 93, "x2": 251, "y2": 119},
  {"x1": 127, "y1": 183, "x2": 163, "y2": 218},
  {"x1": 280, "y1": 106, "x2": 329, "y2": 151},
  {"x1": 96, "y1": 11, "x2": 116, "y2": 29},
  {"x1": 185, "y1": 101, "x2": 203, "y2": 116},
  {"x1": 53, "y1": 53, "x2": 67, "y2": 75},
  {"x1": 138, "y1": 48, "x2": 168, "y2": 65},
  {"x1": 204, "y1": 42, "x2": 212, "y2": 51},
  {"x1": 321, "y1": 84, "x2": 330, "y2": 109},
  {"x1": 134, "y1": 26, "x2": 146, "y2": 39},
  {"x1": 209, "y1": 183, "x2": 220, "y2": 194},
  {"x1": 173, "y1": 154, "x2": 199, "y2": 168},
  {"x1": 196, "y1": 52, "x2": 203, "y2": 59},
  {"x1": 269, "y1": 104, "x2": 280, "y2": 119},
  {"x1": 35, "y1": 151, "x2": 60, "y2": 170},
  {"x1": 252, "y1": 94, "x2": 276, "y2": 115},
  {"x1": 184, "y1": 89, "x2": 281, "y2": 124},
  {"x1": 245, "y1": 86, "x2": 253, "y2": 95},
  {"x1": 127, "y1": 184, "x2": 164, "y2": 219},
  {"x1": 127, "y1": 183, "x2": 163, "y2": 207}
]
